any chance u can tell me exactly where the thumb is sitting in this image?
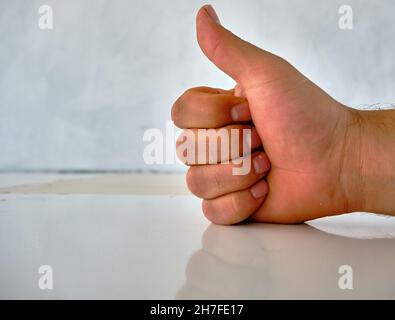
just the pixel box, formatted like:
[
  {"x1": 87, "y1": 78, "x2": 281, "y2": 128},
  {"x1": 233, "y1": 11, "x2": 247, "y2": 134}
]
[{"x1": 196, "y1": 5, "x2": 278, "y2": 85}]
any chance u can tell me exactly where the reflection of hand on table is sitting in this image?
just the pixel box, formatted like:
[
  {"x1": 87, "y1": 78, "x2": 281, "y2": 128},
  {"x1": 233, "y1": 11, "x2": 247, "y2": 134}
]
[{"x1": 176, "y1": 223, "x2": 395, "y2": 299}]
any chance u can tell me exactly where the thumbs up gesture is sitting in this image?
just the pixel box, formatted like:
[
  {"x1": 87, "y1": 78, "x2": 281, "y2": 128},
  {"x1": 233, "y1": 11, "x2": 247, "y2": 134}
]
[{"x1": 172, "y1": 5, "x2": 364, "y2": 225}]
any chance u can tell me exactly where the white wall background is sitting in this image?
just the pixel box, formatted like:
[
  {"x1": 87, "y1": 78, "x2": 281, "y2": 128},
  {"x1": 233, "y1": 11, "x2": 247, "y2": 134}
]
[{"x1": 0, "y1": 0, "x2": 394, "y2": 172}]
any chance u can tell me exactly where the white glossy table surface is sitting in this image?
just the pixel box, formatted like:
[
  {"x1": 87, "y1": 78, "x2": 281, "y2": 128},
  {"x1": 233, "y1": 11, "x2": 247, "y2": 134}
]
[{"x1": 0, "y1": 174, "x2": 394, "y2": 299}]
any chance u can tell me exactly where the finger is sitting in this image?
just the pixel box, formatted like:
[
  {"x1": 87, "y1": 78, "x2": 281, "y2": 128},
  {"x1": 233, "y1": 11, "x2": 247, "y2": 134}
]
[
  {"x1": 202, "y1": 179, "x2": 268, "y2": 225},
  {"x1": 186, "y1": 151, "x2": 270, "y2": 199},
  {"x1": 172, "y1": 87, "x2": 251, "y2": 129},
  {"x1": 176, "y1": 125, "x2": 262, "y2": 165}
]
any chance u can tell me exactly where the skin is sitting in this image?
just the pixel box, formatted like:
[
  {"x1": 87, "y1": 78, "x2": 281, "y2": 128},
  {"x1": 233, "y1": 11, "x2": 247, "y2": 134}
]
[{"x1": 172, "y1": 5, "x2": 395, "y2": 225}]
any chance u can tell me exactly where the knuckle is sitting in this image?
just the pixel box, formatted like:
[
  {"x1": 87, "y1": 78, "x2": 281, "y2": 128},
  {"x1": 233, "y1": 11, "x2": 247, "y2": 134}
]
[
  {"x1": 171, "y1": 103, "x2": 180, "y2": 125},
  {"x1": 201, "y1": 199, "x2": 219, "y2": 224},
  {"x1": 176, "y1": 129, "x2": 197, "y2": 165},
  {"x1": 171, "y1": 89, "x2": 193, "y2": 126},
  {"x1": 179, "y1": 88, "x2": 195, "y2": 106},
  {"x1": 171, "y1": 100, "x2": 183, "y2": 127},
  {"x1": 175, "y1": 136, "x2": 186, "y2": 164},
  {"x1": 186, "y1": 168, "x2": 204, "y2": 198},
  {"x1": 175, "y1": 144, "x2": 187, "y2": 165}
]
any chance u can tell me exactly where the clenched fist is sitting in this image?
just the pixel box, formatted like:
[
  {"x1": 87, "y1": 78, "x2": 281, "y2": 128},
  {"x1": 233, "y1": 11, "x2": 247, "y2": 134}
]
[{"x1": 172, "y1": 5, "x2": 395, "y2": 224}]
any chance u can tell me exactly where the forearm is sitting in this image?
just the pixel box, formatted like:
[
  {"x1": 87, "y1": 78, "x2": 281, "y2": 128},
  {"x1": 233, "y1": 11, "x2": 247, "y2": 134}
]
[{"x1": 356, "y1": 109, "x2": 395, "y2": 215}]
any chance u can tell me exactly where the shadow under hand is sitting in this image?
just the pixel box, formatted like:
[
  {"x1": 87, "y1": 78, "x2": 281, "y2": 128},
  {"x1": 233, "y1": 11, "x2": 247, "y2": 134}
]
[{"x1": 176, "y1": 222, "x2": 395, "y2": 299}]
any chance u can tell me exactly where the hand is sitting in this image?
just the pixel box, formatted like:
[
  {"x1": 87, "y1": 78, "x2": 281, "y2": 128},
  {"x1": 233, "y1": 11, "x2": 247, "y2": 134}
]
[{"x1": 172, "y1": 5, "x2": 391, "y2": 224}]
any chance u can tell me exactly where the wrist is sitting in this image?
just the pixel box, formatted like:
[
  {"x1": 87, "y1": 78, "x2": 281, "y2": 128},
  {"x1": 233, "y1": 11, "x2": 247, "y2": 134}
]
[{"x1": 344, "y1": 107, "x2": 395, "y2": 215}]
